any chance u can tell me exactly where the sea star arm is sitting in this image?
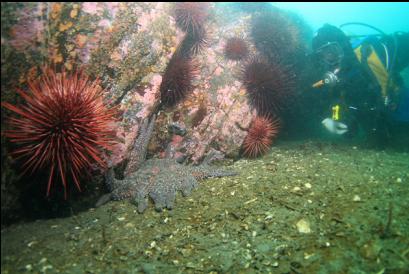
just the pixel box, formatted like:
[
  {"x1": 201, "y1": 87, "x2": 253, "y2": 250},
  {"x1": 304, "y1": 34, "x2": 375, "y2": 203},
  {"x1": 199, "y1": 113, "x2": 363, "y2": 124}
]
[{"x1": 124, "y1": 114, "x2": 156, "y2": 176}]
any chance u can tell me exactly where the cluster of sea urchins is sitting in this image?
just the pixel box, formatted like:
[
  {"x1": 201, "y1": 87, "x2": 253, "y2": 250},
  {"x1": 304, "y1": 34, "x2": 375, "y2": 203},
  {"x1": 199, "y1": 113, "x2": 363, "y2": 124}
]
[
  {"x1": 173, "y1": 2, "x2": 210, "y2": 57},
  {"x1": 2, "y1": 68, "x2": 117, "y2": 198},
  {"x1": 238, "y1": 5, "x2": 305, "y2": 158},
  {"x1": 159, "y1": 3, "x2": 211, "y2": 109},
  {"x1": 242, "y1": 115, "x2": 280, "y2": 158}
]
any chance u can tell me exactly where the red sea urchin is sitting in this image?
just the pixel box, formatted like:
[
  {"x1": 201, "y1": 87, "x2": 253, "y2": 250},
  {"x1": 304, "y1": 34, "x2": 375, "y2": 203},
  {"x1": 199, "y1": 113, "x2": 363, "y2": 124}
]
[
  {"x1": 173, "y1": 2, "x2": 210, "y2": 34},
  {"x1": 159, "y1": 53, "x2": 200, "y2": 108},
  {"x1": 224, "y1": 37, "x2": 249, "y2": 61},
  {"x1": 240, "y1": 55, "x2": 294, "y2": 116},
  {"x1": 242, "y1": 116, "x2": 280, "y2": 158},
  {"x1": 2, "y1": 68, "x2": 117, "y2": 198}
]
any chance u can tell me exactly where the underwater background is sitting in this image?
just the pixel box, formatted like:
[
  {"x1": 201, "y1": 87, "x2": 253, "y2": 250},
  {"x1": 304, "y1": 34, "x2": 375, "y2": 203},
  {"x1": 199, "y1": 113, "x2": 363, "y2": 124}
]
[
  {"x1": 274, "y1": 2, "x2": 409, "y2": 33},
  {"x1": 1, "y1": 2, "x2": 408, "y2": 273}
]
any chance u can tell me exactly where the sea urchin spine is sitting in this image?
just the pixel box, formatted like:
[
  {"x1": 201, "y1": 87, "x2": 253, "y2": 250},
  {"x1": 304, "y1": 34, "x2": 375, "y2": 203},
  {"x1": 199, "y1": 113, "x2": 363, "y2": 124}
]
[{"x1": 178, "y1": 26, "x2": 208, "y2": 57}]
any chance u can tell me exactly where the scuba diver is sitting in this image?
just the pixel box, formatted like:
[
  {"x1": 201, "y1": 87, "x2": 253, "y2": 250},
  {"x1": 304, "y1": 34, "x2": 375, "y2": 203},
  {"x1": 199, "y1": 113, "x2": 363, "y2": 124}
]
[{"x1": 311, "y1": 23, "x2": 409, "y2": 146}]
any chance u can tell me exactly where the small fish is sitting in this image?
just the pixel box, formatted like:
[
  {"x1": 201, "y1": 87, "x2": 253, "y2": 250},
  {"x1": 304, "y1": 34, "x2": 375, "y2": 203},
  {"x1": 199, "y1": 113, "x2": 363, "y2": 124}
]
[{"x1": 322, "y1": 118, "x2": 348, "y2": 135}]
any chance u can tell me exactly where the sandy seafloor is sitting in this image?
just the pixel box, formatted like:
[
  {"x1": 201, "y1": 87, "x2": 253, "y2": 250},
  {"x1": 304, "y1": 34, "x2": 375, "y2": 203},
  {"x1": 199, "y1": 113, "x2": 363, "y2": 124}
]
[{"x1": 1, "y1": 141, "x2": 408, "y2": 274}]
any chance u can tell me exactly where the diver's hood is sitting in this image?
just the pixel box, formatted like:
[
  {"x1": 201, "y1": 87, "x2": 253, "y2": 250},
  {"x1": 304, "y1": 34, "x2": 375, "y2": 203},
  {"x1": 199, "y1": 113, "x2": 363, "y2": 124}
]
[
  {"x1": 312, "y1": 24, "x2": 356, "y2": 64},
  {"x1": 313, "y1": 24, "x2": 350, "y2": 52},
  {"x1": 312, "y1": 24, "x2": 354, "y2": 57}
]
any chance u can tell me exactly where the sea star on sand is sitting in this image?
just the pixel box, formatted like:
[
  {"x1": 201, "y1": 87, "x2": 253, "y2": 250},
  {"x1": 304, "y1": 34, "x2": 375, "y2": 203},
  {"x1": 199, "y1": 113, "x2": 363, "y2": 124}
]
[{"x1": 97, "y1": 114, "x2": 237, "y2": 213}]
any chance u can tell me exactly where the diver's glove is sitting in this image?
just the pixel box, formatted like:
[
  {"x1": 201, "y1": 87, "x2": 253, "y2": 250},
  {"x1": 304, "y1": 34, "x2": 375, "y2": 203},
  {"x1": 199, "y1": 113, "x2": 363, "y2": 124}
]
[{"x1": 322, "y1": 118, "x2": 348, "y2": 135}]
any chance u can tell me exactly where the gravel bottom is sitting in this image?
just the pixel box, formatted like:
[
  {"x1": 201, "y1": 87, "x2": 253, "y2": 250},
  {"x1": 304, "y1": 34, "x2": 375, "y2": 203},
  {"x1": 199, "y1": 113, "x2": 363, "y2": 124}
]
[{"x1": 2, "y1": 141, "x2": 409, "y2": 274}]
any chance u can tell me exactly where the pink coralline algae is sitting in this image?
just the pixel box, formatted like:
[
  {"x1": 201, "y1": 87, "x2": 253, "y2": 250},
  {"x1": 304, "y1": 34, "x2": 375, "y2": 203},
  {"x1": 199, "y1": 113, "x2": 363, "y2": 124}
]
[
  {"x1": 135, "y1": 74, "x2": 162, "y2": 119},
  {"x1": 186, "y1": 87, "x2": 252, "y2": 163},
  {"x1": 82, "y1": 2, "x2": 103, "y2": 16},
  {"x1": 9, "y1": 16, "x2": 44, "y2": 52},
  {"x1": 137, "y1": 3, "x2": 165, "y2": 33},
  {"x1": 105, "y1": 2, "x2": 120, "y2": 18},
  {"x1": 108, "y1": 123, "x2": 139, "y2": 167},
  {"x1": 98, "y1": 19, "x2": 111, "y2": 28}
]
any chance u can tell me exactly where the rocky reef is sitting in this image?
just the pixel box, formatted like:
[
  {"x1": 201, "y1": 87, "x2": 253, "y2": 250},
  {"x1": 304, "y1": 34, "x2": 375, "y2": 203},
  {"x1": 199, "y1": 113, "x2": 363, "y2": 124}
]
[{"x1": 1, "y1": 2, "x2": 312, "y2": 222}]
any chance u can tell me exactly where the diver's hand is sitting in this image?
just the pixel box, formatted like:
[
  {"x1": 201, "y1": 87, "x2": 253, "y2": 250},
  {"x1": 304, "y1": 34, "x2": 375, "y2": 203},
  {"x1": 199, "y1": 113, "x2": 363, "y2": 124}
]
[{"x1": 322, "y1": 118, "x2": 348, "y2": 135}]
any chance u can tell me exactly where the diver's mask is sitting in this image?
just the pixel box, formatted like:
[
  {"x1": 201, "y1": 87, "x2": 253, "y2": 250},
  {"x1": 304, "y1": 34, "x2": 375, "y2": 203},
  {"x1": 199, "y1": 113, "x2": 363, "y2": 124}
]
[
  {"x1": 315, "y1": 41, "x2": 344, "y2": 68},
  {"x1": 312, "y1": 42, "x2": 344, "y2": 89}
]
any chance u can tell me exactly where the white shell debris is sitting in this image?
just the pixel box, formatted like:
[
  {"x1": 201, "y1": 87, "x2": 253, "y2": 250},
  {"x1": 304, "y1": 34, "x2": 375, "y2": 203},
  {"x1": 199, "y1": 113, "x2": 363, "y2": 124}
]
[
  {"x1": 292, "y1": 186, "x2": 301, "y2": 192},
  {"x1": 296, "y1": 219, "x2": 311, "y2": 234},
  {"x1": 304, "y1": 183, "x2": 312, "y2": 189},
  {"x1": 353, "y1": 195, "x2": 361, "y2": 202},
  {"x1": 265, "y1": 212, "x2": 274, "y2": 220},
  {"x1": 396, "y1": 178, "x2": 402, "y2": 183},
  {"x1": 27, "y1": 241, "x2": 37, "y2": 247},
  {"x1": 304, "y1": 253, "x2": 315, "y2": 260},
  {"x1": 244, "y1": 198, "x2": 257, "y2": 205}
]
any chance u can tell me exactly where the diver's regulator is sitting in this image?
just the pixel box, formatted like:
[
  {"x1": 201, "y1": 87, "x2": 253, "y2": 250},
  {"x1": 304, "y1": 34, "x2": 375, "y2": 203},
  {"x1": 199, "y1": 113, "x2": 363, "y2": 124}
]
[{"x1": 312, "y1": 68, "x2": 340, "y2": 88}]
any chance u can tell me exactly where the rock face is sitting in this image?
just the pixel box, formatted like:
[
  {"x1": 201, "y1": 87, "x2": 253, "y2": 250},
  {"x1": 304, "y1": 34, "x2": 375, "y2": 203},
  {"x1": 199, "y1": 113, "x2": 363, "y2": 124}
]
[{"x1": 1, "y1": 3, "x2": 254, "y2": 169}]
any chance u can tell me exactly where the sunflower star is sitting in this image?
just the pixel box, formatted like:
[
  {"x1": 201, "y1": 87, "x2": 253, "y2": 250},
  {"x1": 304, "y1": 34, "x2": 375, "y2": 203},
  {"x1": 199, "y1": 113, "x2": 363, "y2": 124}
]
[{"x1": 97, "y1": 115, "x2": 237, "y2": 213}]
